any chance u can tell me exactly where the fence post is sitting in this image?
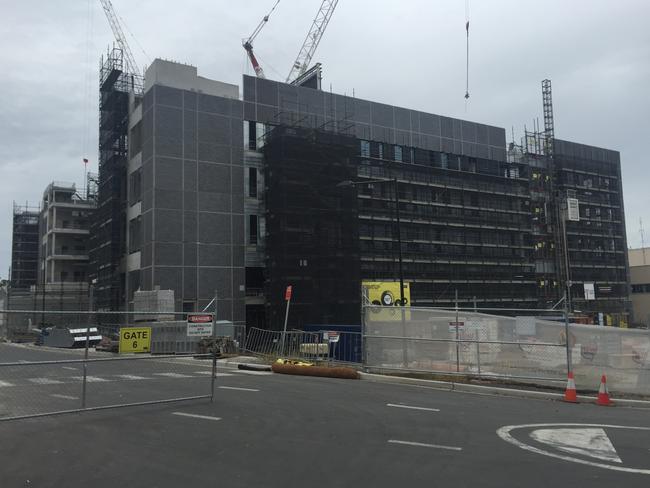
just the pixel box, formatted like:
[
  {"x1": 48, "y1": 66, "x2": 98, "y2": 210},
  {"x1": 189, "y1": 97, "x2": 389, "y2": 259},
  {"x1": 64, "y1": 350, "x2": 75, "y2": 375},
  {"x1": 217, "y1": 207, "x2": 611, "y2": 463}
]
[
  {"x1": 563, "y1": 295, "x2": 572, "y2": 375},
  {"x1": 475, "y1": 330, "x2": 481, "y2": 377},
  {"x1": 211, "y1": 291, "x2": 218, "y2": 403},
  {"x1": 81, "y1": 324, "x2": 90, "y2": 409},
  {"x1": 455, "y1": 289, "x2": 460, "y2": 373}
]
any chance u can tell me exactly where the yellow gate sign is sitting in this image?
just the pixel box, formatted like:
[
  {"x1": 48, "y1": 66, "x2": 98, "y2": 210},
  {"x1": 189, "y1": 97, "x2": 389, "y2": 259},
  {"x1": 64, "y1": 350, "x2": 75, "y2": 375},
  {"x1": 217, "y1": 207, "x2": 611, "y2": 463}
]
[{"x1": 119, "y1": 327, "x2": 152, "y2": 353}]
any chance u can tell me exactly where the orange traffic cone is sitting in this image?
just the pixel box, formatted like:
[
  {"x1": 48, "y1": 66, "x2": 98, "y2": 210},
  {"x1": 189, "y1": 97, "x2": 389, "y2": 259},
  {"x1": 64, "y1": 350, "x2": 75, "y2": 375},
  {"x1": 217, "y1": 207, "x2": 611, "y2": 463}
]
[
  {"x1": 564, "y1": 371, "x2": 578, "y2": 403},
  {"x1": 597, "y1": 374, "x2": 612, "y2": 406}
]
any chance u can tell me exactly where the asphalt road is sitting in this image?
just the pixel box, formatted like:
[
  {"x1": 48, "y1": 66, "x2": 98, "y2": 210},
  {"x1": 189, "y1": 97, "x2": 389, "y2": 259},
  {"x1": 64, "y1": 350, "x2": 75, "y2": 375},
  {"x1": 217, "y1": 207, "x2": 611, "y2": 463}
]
[{"x1": 1, "y1": 344, "x2": 650, "y2": 487}]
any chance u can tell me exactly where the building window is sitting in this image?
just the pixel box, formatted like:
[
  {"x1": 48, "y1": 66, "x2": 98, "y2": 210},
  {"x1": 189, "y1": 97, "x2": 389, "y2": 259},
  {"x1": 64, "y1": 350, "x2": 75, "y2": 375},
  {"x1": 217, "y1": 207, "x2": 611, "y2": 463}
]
[
  {"x1": 248, "y1": 167, "x2": 257, "y2": 198},
  {"x1": 129, "y1": 169, "x2": 142, "y2": 206},
  {"x1": 248, "y1": 121, "x2": 256, "y2": 150},
  {"x1": 360, "y1": 140, "x2": 370, "y2": 157},
  {"x1": 249, "y1": 214, "x2": 258, "y2": 245},
  {"x1": 632, "y1": 284, "x2": 650, "y2": 293},
  {"x1": 129, "y1": 216, "x2": 141, "y2": 253},
  {"x1": 394, "y1": 145, "x2": 403, "y2": 162}
]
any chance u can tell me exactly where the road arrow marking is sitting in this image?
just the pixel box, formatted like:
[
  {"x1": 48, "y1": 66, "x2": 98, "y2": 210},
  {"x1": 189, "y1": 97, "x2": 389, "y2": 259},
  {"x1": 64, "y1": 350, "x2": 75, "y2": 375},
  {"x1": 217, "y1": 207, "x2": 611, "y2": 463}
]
[{"x1": 530, "y1": 428, "x2": 621, "y2": 463}]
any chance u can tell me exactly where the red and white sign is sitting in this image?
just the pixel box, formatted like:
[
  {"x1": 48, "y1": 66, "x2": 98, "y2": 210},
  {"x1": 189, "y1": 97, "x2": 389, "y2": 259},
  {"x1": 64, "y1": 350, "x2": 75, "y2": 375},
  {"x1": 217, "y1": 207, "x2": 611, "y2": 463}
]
[
  {"x1": 187, "y1": 313, "x2": 214, "y2": 337},
  {"x1": 285, "y1": 285, "x2": 292, "y2": 301},
  {"x1": 187, "y1": 314, "x2": 213, "y2": 324},
  {"x1": 324, "y1": 331, "x2": 340, "y2": 343},
  {"x1": 448, "y1": 321, "x2": 465, "y2": 333}
]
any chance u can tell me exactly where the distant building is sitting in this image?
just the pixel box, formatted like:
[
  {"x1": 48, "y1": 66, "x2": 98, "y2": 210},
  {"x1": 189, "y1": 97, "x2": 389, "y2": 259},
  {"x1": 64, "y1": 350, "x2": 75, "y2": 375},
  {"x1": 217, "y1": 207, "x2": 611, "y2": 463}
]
[
  {"x1": 629, "y1": 247, "x2": 650, "y2": 327},
  {"x1": 10, "y1": 203, "x2": 39, "y2": 290}
]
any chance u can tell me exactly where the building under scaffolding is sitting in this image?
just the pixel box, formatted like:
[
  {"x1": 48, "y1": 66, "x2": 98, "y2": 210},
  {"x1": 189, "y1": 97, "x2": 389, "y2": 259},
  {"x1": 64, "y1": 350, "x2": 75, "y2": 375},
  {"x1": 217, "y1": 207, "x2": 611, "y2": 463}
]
[
  {"x1": 89, "y1": 47, "x2": 143, "y2": 312},
  {"x1": 10, "y1": 203, "x2": 40, "y2": 290}
]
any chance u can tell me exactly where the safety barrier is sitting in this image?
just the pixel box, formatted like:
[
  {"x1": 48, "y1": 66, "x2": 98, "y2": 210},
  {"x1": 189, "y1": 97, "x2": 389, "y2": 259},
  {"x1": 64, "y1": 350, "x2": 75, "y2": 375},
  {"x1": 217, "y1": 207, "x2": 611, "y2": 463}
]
[{"x1": 363, "y1": 306, "x2": 650, "y2": 395}]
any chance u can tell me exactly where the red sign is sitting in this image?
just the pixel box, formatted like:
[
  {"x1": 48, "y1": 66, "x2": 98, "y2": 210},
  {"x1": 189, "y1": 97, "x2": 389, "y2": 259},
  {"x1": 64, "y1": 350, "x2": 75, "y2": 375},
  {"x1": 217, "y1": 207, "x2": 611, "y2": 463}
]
[
  {"x1": 285, "y1": 285, "x2": 292, "y2": 301},
  {"x1": 187, "y1": 314, "x2": 213, "y2": 324}
]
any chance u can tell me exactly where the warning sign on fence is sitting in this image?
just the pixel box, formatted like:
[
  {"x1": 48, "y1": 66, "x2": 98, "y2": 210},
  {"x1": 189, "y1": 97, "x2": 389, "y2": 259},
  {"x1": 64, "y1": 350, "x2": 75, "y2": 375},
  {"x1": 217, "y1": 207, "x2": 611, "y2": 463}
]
[
  {"x1": 187, "y1": 313, "x2": 214, "y2": 337},
  {"x1": 119, "y1": 327, "x2": 151, "y2": 353}
]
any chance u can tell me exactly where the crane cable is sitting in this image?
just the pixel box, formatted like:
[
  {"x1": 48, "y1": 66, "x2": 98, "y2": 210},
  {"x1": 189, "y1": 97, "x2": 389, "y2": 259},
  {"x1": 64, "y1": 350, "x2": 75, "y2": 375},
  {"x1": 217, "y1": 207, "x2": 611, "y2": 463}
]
[{"x1": 464, "y1": 0, "x2": 470, "y2": 105}]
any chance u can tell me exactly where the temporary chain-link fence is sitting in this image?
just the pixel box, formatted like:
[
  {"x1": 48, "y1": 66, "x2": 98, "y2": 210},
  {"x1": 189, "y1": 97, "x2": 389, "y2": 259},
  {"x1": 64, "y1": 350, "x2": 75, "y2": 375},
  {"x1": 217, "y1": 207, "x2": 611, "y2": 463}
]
[
  {"x1": 363, "y1": 306, "x2": 650, "y2": 395},
  {"x1": 0, "y1": 309, "x2": 249, "y2": 421},
  {"x1": 244, "y1": 327, "x2": 363, "y2": 364}
]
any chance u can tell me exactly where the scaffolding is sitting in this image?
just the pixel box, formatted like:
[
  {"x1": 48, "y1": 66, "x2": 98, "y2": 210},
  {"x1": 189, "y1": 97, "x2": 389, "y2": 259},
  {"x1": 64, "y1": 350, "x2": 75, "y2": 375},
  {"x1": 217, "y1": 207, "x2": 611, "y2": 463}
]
[
  {"x1": 10, "y1": 203, "x2": 40, "y2": 290},
  {"x1": 88, "y1": 47, "x2": 142, "y2": 312}
]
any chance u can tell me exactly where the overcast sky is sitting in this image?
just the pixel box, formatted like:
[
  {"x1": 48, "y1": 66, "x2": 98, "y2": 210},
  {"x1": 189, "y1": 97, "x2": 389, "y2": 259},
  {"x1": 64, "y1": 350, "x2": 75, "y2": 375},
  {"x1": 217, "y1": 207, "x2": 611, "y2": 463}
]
[{"x1": 1, "y1": 0, "x2": 649, "y2": 279}]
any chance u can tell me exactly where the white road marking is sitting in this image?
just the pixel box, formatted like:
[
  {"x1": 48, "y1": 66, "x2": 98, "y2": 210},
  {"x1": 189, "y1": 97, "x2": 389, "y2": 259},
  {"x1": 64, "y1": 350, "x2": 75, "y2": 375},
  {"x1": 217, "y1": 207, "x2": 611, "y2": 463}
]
[
  {"x1": 388, "y1": 440, "x2": 462, "y2": 451},
  {"x1": 530, "y1": 428, "x2": 621, "y2": 463},
  {"x1": 497, "y1": 423, "x2": 650, "y2": 475},
  {"x1": 61, "y1": 366, "x2": 78, "y2": 371},
  {"x1": 116, "y1": 374, "x2": 149, "y2": 380},
  {"x1": 172, "y1": 412, "x2": 222, "y2": 422},
  {"x1": 18, "y1": 360, "x2": 29, "y2": 363},
  {"x1": 50, "y1": 394, "x2": 79, "y2": 400},
  {"x1": 218, "y1": 386, "x2": 260, "y2": 392},
  {"x1": 0, "y1": 380, "x2": 15, "y2": 387},
  {"x1": 71, "y1": 376, "x2": 108, "y2": 383},
  {"x1": 387, "y1": 403, "x2": 440, "y2": 412},
  {"x1": 28, "y1": 378, "x2": 63, "y2": 385},
  {"x1": 193, "y1": 371, "x2": 234, "y2": 377},
  {"x1": 153, "y1": 372, "x2": 193, "y2": 378},
  {"x1": 233, "y1": 370, "x2": 272, "y2": 376}
]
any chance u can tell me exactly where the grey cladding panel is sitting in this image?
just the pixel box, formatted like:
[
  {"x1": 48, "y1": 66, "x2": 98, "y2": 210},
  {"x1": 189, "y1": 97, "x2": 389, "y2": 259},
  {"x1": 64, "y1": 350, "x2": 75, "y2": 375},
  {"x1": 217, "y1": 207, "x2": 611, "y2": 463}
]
[
  {"x1": 198, "y1": 94, "x2": 232, "y2": 116},
  {"x1": 198, "y1": 143, "x2": 231, "y2": 164},
  {"x1": 394, "y1": 107, "x2": 411, "y2": 131},
  {"x1": 141, "y1": 243, "x2": 152, "y2": 268},
  {"x1": 461, "y1": 121, "x2": 477, "y2": 143},
  {"x1": 298, "y1": 87, "x2": 325, "y2": 115},
  {"x1": 184, "y1": 191, "x2": 197, "y2": 212},
  {"x1": 183, "y1": 160, "x2": 197, "y2": 191},
  {"x1": 183, "y1": 267, "x2": 197, "y2": 299},
  {"x1": 155, "y1": 106, "x2": 183, "y2": 138},
  {"x1": 155, "y1": 242, "x2": 183, "y2": 266},
  {"x1": 155, "y1": 209, "x2": 183, "y2": 242},
  {"x1": 488, "y1": 126, "x2": 506, "y2": 148},
  {"x1": 198, "y1": 268, "x2": 233, "y2": 300},
  {"x1": 198, "y1": 163, "x2": 231, "y2": 193},
  {"x1": 278, "y1": 84, "x2": 299, "y2": 110},
  {"x1": 155, "y1": 85, "x2": 183, "y2": 107},
  {"x1": 199, "y1": 244, "x2": 231, "y2": 266},
  {"x1": 154, "y1": 267, "x2": 182, "y2": 295},
  {"x1": 197, "y1": 112, "x2": 231, "y2": 145},
  {"x1": 183, "y1": 90, "x2": 197, "y2": 110},
  {"x1": 155, "y1": 157, "x2": 182, "y2": 190},
  {"x1": 440, "y1": 117, "x2": 453, "y2": 139},
  {"x1": 199, "y1": 192, "x2": 231, "y2": 212},
  {"x1": 476, "y1": 124, "x2": 488, "y2": 145},
  {"x1": 256, "y1": 78, "x2": 279, "y2": 106},
  {"x1": 183, "y1": 211, "x2": 197, "y2": 242},
  {"x1": 199, "y1": 212, "x2": 231, "y2": 244},
  {"x1": 371, "y1": 102, "x2": 393, "y2": 127},
  {"x1": 243, "y1": 75, "x2": 256, "y2": 103},
  {"x1": 419, "y1": 112, "x2": 441, "y2": 136},
  {"x1": 184, "y1": 245, "x2": 197, "y2": 266},
  {"x1": 155, "y1": 189, "x2": 183, "y2": 210}
]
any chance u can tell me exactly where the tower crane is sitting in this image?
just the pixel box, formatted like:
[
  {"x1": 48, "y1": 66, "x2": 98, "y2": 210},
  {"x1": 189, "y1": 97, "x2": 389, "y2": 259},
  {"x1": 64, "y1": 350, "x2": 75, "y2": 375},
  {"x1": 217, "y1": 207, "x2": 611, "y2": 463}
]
[
  {"x1": 243, "y1": 0, "x2": 280, "y2": 79},
  {"x1": 98, "y1": 0, "x2": 141, "y2": 76},
  {"x1": 286, "y1": 0, "x2": 339, "y2": 83}
]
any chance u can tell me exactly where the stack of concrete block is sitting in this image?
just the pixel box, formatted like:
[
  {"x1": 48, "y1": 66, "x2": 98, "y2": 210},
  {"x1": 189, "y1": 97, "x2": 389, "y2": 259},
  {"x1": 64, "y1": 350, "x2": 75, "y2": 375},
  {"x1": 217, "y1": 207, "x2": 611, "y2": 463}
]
[{"x1": 134, "y1": 289, "x2": 175, "y2": 322}]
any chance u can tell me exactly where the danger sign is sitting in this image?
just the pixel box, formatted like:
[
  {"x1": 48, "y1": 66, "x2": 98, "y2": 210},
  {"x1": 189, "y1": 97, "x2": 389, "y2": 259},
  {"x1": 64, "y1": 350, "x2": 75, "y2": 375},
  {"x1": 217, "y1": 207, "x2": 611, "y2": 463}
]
[
  {"x1": 187, "y1": 313, "x2": 214, "y2": 337},
  {"x1": 119, "y1": 327, "x2": 151, "y2": 353}
]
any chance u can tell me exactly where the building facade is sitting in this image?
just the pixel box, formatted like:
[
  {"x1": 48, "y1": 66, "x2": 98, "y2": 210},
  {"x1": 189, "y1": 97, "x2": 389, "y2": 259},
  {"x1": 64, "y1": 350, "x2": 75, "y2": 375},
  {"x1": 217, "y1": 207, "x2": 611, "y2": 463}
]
[
  {"x1": 84, "y1": 56, "x2": 629, "y2": 328},
  {"x1": 10, "y1": 203, "x2": 40, "y2": 290}
]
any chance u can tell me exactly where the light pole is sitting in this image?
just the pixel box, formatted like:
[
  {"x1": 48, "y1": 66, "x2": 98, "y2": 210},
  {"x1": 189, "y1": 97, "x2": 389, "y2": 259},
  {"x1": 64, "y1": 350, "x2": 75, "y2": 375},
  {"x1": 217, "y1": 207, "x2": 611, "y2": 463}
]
[{"x1": 337, "y1": 177, "x2": 405, "y2": 305}]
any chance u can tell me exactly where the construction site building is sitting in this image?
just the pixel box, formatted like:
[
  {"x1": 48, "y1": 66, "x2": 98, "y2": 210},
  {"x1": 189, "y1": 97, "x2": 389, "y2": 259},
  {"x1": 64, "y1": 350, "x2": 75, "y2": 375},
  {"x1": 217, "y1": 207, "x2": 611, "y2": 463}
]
[{"x1": 10, "y1": 203, "x2": 40, "y2": 289}]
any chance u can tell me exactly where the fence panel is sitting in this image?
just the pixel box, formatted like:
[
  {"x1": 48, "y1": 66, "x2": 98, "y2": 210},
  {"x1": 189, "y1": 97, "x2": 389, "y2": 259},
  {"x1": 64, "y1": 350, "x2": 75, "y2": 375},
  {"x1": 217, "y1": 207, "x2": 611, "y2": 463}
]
[
  {"x1": 363, "y1": 306, "x2": 650, "y2": 394},
  {"x1": 0, "y1": 310, "x2": 222, "y2": 421}
]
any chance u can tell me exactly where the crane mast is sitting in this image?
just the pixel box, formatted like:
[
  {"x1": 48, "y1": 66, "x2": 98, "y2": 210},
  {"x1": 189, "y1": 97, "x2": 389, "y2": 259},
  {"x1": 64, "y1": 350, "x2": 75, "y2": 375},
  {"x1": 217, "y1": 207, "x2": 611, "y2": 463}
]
[
  {"x1": 243, "y1": 0, "x2": 280, "y2": 79},
  {"x1": 98, "y1": 0, "x2": 140, "y2": 76},
  {"x1": 286, "y1": 0, "x2": 339, "y2": 83}
]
